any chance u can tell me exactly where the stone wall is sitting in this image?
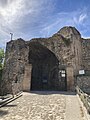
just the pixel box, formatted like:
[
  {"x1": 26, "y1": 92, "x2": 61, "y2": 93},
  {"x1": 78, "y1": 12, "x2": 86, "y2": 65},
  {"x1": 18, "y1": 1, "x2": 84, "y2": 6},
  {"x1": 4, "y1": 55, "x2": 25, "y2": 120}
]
[
  {"x1": 31, "y1": 27, "x2": 82, "y2": 91},
  {"x1": 23, "y1": 64, "x2": 32, "y2": 91},
  {"x1": 76, "y1": 76, "x2": 90, "y2": 94},
  {"x1": 82, "y1": 39, "x2": 90, "y2": 71},
  {"x1": 58, "y1": 26, "x2": 82, "y2": 75},
  {"x1": 1, "y1": 26, "x2": 90, "y2": 95},
  {"x1": 76, "y1": 39, "x2": 90, "y2": 93},
  {"x1": 1, "y1": 39, "x2": 29, "y2": 95}
]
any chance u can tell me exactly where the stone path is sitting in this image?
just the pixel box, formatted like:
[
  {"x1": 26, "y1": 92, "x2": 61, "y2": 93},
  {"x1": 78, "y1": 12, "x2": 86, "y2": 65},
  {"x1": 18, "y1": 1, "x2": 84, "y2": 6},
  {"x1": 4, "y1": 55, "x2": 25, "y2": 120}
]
[
  {"x1": 0, "y1": 92, "x2": 88, "y2": 120},
  {"x1": 64, "y1": 93, "x2": 86, "y2": 120}
]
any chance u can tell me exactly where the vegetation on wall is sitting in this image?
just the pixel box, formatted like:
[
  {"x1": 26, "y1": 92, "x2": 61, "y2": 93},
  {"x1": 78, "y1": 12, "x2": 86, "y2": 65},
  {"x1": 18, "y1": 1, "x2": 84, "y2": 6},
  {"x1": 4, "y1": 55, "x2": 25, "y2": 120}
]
[
  {"x1": 52, "y1": 33, "x2": 71, "y2": 46},
  {"x1": 0, "y1": 48, "x2": 4, "y2": 81},
  {"x1": 62, "y1": 37, "x2": 71, "y2": 46}
]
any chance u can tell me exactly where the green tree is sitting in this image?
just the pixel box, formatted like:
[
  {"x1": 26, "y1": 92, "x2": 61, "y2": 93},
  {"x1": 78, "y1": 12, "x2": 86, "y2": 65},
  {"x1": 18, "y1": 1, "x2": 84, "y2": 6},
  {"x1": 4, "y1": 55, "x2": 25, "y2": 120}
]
[
  {"x1": 0, "y1": 48, "x2": 4, "y2": 70},
  {"x1": 0, "y1": 48, "x2": 4, "y2": 81}
]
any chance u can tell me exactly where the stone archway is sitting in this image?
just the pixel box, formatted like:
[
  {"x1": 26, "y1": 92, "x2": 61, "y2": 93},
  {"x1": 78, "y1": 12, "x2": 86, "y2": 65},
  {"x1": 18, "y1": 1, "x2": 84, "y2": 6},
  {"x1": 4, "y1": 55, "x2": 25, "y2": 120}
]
[{"x1": 27, "y1": 42, "x2": 67, "y2": 91}]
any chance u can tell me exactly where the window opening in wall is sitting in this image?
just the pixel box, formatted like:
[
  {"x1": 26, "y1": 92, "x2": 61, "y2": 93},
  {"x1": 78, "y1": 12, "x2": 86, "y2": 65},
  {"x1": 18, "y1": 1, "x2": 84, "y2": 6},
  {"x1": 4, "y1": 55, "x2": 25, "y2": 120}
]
[{"x1": 15, "y1": 76, "x2": 18, "y2": 83}]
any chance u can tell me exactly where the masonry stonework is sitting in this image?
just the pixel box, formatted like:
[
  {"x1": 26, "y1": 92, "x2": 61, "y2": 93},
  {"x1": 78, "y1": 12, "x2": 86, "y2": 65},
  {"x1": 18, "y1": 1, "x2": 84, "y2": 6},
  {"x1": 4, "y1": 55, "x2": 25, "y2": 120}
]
[{"x1": 1, "y1": 26, "x2": 90, "y2": 95}]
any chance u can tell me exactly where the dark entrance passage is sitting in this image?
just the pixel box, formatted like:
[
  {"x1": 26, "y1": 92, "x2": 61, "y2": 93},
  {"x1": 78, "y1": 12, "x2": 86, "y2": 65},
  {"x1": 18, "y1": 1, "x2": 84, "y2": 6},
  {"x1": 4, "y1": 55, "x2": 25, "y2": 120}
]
[{"x1": 29, "y1": 42, "x2": 67, "y2": 91}]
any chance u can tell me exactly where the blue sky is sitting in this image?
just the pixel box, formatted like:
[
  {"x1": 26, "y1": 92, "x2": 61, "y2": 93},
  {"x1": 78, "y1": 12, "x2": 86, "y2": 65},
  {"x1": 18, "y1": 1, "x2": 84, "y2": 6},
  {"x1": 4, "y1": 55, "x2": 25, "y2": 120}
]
[{"x1": 0, "y1": 0, "x2": 90, "y2": 48}]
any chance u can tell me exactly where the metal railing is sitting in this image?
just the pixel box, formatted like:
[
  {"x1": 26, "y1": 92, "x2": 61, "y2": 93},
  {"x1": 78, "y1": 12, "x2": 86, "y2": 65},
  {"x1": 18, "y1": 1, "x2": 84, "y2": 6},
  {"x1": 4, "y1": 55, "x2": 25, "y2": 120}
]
[
  {"x1": 76, "y1": 86, "x2": 90, "y2": 114},
  {"x1": 0, "y1": 91, "x2": 22, "y2": 108}
]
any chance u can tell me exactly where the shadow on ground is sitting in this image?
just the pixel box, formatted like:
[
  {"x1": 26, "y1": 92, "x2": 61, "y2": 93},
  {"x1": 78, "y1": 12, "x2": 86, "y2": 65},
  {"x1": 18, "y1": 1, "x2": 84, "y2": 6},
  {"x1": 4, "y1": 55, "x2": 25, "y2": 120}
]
[
  {"x1": 29, "y1": 91, "x2": 76, "y2": 95},
  {"x1": 0, "y1": 110, "x2": 8, "y2": 117},
  {"x1": 4, "y1": 104, "x2": 17, "y2": 107}
]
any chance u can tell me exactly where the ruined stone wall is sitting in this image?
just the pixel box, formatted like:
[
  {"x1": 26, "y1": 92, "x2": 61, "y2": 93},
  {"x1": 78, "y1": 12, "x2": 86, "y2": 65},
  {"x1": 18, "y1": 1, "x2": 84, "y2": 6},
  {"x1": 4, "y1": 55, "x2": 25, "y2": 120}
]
[
  {"x1": 1, "y1": 39, "x2": 29, "y2": 95},
  {"x1": 30, "y1": 27, "x2": 83, "y2": 91},
  {"x1": 82, "y1": 39, "x2": 90, "y2": 72},
  {"x1": 77, "y1": 76, "x2": 90, "y2": 94},
  {"x1": 31, "y1": 27, "x2": 82, "y2": 69},
  {"x1": 59, "y1": 27, "x2": 82, "y2": 75},
  {"x1": 1, "y1": 26, "x2": 90, "y2": 94},
  {"x1": 56, "y1": 27, "x2": 82, "y2": 90},
  {"x1": 26, "y1": 27, "x2": 83, "y2": 91},
  {"x1": 75, "y1": 39, "x2": 90, "y2": 92},
  {"x1": 23, "y1": 64, "x2": 32, "y2": 91}
]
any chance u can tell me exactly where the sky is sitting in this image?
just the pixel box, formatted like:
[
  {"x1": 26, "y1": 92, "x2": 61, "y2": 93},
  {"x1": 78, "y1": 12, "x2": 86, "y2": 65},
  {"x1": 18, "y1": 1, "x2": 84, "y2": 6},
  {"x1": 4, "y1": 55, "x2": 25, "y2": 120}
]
[{"x1": 0, "y1": 0, "x2": 90, "y2": 48}]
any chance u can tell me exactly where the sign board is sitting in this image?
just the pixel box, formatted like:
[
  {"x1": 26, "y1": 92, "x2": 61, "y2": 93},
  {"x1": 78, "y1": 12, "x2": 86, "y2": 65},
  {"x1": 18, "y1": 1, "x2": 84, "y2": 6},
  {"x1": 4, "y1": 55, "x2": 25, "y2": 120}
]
[
  {"x1": 61, "y1": 73, "x2": 65, "y2": 77},
  {"x1": 79, "y1": 70, "x2": 85, "y2": 75},
  {"x1": 43, "y1": 79, "x2": 47, "y2": 83}
]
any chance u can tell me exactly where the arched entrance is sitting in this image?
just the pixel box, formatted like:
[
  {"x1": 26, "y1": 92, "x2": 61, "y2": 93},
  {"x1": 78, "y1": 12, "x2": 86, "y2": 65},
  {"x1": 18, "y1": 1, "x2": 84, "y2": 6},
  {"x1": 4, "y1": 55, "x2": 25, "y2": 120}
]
[{"x1": 28, "y1": 42, "x2": 67, "y2": 91}]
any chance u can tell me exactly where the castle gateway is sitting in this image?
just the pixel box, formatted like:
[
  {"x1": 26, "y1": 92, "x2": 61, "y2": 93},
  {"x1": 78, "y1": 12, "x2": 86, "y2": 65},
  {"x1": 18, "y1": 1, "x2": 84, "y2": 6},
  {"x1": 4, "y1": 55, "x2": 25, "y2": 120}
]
[{"x1": 2, "y1": 26, "x2": 90, "y2": 95}]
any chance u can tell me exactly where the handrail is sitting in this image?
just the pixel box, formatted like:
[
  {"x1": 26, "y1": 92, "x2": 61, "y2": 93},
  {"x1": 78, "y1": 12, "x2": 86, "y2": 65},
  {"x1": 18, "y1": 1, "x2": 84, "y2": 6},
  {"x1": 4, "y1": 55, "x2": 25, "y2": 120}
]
[
  {"x1": 0, "y1": 91, "x2": 22, "y2": 108},
  {"x1": 76, "y1": 86, "x2": 90, "y2": 114}
]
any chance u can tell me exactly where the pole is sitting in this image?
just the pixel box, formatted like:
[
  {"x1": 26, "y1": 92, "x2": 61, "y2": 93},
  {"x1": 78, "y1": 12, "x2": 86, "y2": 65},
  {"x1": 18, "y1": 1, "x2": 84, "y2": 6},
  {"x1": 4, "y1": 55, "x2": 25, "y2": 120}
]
[{"x1": 10, "y1": 33, "x2": 13, "y2": 40}]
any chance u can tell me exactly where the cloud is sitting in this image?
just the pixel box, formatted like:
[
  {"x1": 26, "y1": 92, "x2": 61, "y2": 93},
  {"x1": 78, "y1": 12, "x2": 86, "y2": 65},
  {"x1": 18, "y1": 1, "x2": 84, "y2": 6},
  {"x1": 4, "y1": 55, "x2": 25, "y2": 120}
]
[
  {"x1": 0, "y1": 0, "x2": 90, "y2": 49},
  {"x1": 0, "y1": 0, "x2": 55, "y2": 48},
  {"x1": 0, "y1": 0, "x2": 24, "y2": 37},
  {"x1": 0, "y1": 0, "x2": 55, "y2": 32},
  {"x1": 40, "y1": 9, "x2": 89, "y2": 37},
  {"x1": 79, "y1": 14, "x2": 87, "y2": 23}
]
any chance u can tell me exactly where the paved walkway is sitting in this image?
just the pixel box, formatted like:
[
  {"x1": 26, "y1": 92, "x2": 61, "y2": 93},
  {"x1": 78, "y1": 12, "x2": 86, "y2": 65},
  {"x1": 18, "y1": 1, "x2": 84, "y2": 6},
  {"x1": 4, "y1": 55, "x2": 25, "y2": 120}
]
[
  {"x1": 64, "y1": 93, "x2": 86, "y2": 120},
  {"x1": 0, "y1": 92, "x2": 88, "y2": 120}
]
